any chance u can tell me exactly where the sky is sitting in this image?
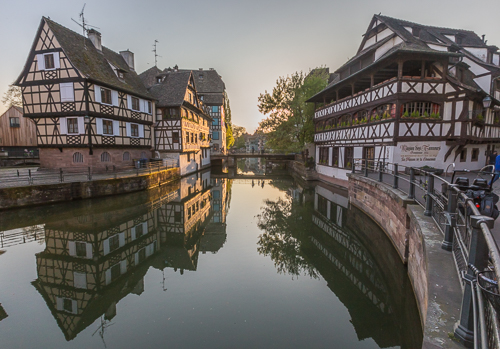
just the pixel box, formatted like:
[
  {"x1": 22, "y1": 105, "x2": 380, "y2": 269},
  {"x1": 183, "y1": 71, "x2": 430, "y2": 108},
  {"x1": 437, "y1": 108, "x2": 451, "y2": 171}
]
[{"x1": 1, "y1": 0, "x2": 500, "y2": 132}]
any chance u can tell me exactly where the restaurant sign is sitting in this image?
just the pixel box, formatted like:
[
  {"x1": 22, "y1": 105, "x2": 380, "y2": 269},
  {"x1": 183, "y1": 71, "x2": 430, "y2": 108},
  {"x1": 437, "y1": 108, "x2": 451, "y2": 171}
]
[{"x1": 400, "y1": 143, "x2": 441, "y2": 162}]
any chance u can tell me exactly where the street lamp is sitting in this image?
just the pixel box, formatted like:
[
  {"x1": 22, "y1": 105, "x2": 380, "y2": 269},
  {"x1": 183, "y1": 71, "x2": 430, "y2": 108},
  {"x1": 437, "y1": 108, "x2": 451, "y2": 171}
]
[{"x1": 483, "y1": 95, "x2": 492, "y2": 109}]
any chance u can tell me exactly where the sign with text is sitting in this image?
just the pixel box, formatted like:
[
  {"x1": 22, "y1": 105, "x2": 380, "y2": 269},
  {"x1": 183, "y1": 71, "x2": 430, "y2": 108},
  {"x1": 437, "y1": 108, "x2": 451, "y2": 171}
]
[{"x1": 400, "y1": 143, "x2": 441, "y2": 162}]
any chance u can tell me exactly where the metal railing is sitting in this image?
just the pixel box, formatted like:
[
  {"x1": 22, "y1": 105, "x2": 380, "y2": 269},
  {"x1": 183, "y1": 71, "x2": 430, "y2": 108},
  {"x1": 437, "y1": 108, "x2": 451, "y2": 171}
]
[
  {"x1": 352, "y1": 158, "x2": 500, "y2": 348},
  {"x1": 0, "y1": 159, "x2": 178, "y2": 188}
]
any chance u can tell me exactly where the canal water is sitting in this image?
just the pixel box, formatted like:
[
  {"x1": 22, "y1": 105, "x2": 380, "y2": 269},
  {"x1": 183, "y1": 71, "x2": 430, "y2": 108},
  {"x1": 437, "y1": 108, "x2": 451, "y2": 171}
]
[{"x1": 0, "y1": 167, "x2": 422, "y2": 348}]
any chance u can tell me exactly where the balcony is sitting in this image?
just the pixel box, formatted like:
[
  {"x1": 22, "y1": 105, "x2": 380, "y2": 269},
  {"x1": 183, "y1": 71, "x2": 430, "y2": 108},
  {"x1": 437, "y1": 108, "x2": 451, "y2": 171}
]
[{"x1": 314, "y1": 76, "x2": 445, "y2": 120}]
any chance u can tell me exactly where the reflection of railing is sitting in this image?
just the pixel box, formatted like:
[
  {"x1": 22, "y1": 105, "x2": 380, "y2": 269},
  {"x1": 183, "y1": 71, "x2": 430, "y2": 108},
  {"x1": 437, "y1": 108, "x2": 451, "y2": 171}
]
[
  {"x1": 0, "y1": 160, "x2": 178, "y2": 188},
  {"x1": 351, "y1": 158, "x2": 500, "y2": 348},
  {"x1": 0, "y1": 226, "x2": 45, "y2": 248}
]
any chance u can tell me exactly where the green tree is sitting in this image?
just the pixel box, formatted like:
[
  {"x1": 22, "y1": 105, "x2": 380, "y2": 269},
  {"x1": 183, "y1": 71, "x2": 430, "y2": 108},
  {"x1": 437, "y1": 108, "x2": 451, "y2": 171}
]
[
  {"x1": 232, "y1": 125, "x2": 247, "y2": 149},
  {"x1": 224, "y1": 92, "x2": 235, "y2": 148},
  {"x1": 257, "y1": 69, "x2": 328, "y2": 153},
  {"x1": 2, "y1": 84, "x2": 22, "y2": 108}
]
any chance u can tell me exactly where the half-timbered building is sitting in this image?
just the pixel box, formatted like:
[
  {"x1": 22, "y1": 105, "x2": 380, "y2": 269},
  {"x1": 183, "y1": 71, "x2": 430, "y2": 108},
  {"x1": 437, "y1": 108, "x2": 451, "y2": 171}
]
[
  {"x1": 140, "y1": 67, "x2": 211, "y2": 175},
  {"x1": 308, "y1": 15, "x2": 500, "y2": 183},
  {"x1": 15, "y1": 17, "x2": 154, "y2": 169}
]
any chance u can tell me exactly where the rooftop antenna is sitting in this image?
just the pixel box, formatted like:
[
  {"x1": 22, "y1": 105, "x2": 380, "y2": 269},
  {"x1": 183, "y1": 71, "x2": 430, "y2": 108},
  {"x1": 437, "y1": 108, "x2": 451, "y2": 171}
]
[
  {"x1": 153, "y1": 40, "x2": 161, "y2": 67},
  {"x1": 71, "y1": 4, "x2": 100, "y2": 49}
]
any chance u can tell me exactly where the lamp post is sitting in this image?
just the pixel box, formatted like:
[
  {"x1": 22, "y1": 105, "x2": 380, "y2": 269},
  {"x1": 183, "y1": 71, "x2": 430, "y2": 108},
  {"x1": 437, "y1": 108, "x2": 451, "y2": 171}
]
[
  {"x1": 483, "y1": 95, "x2": 492, "y2": 109},
  {"x1": 85, "y1": 115, "x2": 93, "y2": 155}
]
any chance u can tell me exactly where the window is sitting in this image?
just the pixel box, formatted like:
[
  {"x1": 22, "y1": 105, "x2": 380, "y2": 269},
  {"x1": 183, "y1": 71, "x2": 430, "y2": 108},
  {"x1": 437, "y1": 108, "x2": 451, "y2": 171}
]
[
  {"x1": 213, "y1": 118, "x2": 219, "y2": 126},
  {"x1": 213, "y1": 131, "x2": 219, "y2": 140},
  {"x1": 137, "y1": 248, "x2": 146, "y2": 264},
  {"x1": 332, "y1": 147, "x2": 339, "y2": 167},
  {"x1": 45, "y1": 54, "x2": 55, "y2": 69},
  {"x1": 344, "y1": 147, "x2": 354, "y2": 169},
  {"x1": 110, "y1": 263, "x2": 121, "y2": 281},
  {"x1": 63, "y1": 298, "x2": 73, "y2": 313},
  {"x1": 318, "y1": 195, "x2": 328, "y2": 216},
  {"x1": 109, "y1": 234, "x2": 120, "y2": 252},
  {"x1": 173, "y1": 132, "x2": 179, "y2": 143},
  {"x1": 156, "y1": 108, "x2": 162, "y2": 120},
  {"x1": 200, "y1": 95, "x2": 204, "y2": 101},
  {"x1": 67, "y1": 118, "x2": 79, "y2": 134},
  {"x1": 460, "y1": 149, "x2": 467, "y2": 162},
  {"x1": 103, "y1": 120, "x2": 113, "y2": 135},
  {"x1": 174, "y1": 211, "x2": 181, "y2": 222},
  {"x1": 472, "y1": 148, "x2": 479, "y2": 162},
  {"x1": 195, "y1": 134, "x2": 198, "y2": 143},
  {"x1": 73, "y1": 152, "x2": 83, "y2": 163},
  {"x1": 401, "y1": 102, "x2": 441, "y2": 118},
  {"x1": 191, "y1": 133, "x2": 194, "y2": 143},
  {"x1": 187, "y1": 153, "x2": 191, "y2": 161},
  {"x1": 9, "y1": 117, "x2": 20, "y2": 128},
  {"x1": 101, "y1": 88, "x2": 112, "y2": 105},
  {"x1": 131, "y1": 124, "x2": 139, "y2": 137},
  {"x1": 135, "y1": 223, "x2": 144, "y2": 238},
  {"x1": 75, "y1": 242, "x2": 87, "y2": 257},
  {"x1": 131, "y1": 97, "x2": 140, "y2": 111},
  {"x1": 147, "y1": 101, "x2": 152, "y2": 114},
  {"x1": 123, "y1": 152, "x2": 130, "y2": 161},
  {"x1": 101, "y1": 152, "x2": 111, "y2": 162},
  {"x1": 318, "y1": 147, "x2": 329, "y2": 165},
  {"x1": 118, "y1": 71, "x2": 124, "y2": 79},
  {"x1": 212, "y1": 106, "x2": 220, "y2": 113},
  {"x1": 186, "y1": 132, "x2": 190, "y2": 143}
]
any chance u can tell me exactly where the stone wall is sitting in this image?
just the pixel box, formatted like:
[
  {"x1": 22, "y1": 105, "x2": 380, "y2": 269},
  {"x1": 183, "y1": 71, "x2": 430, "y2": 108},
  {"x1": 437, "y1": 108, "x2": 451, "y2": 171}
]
[
  {"x1": 0, "y1": 167, "x2": 179, "y2": 210},
  {"x1": 348, "y1": 173, "x2": 462, "y2": 349}
]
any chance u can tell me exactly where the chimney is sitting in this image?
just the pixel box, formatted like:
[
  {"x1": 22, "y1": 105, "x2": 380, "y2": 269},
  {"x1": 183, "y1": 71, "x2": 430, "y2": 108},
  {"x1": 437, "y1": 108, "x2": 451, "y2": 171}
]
[
  {"x1": 88, "y1": 29, "x2": 102, "y2": 51},
  {"x1": 119, "y1": 50, "x2": 135, "y2": 71},
  {"x1": 482, "y1": 35, "x2": 486, "y2": 43}
]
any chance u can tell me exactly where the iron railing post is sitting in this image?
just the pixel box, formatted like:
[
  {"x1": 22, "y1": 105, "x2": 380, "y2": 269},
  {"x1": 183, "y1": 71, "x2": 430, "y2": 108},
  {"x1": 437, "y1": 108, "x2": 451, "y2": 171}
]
[
  {"x1": 59, "y1": 168, "x2": 63, "y2": 183},
  {"x1": 378, "y1": 161, "x2": 383, "y2": 182},
  {"x1": 424, "y1": 174, "x2": 434, "y2": 216},
  {"x1": 364, "y1": 160, "x2": 368, "y2": 177},
  {"x1": 393, "y1": 163, "x2": 399, "y2": 189},
  {"x1": 455, "y1": 215, "x2": 494, "y2": 346},
  {"x1": 351, "y1": 160, "x2": 355, "y2": 174},
  {"x1": 442, "y1": 188, "x2": 458, "y2": 251},
  {"x1": 28, "y1": 169, "x2": 32, "y2": 185},
  {"x1": 88, "y1": 167, "x2": 92, "y2": 181},
  {"x1": 408, "y1": 168, "x2": 415, "y2": 199}
]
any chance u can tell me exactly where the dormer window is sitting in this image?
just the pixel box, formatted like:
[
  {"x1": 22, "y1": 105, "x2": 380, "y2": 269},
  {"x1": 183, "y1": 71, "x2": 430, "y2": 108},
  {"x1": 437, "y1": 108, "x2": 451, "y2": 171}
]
[
  {"x1": 45, "y1": 54, "x2": 55, "y2": 69},
  {"x1": 118, "y1": 71, "x2": 124, "y2": 79},
  {"x1": 412, "y1": 27, "x2": 421, "y2": 38},
  {"x1": 156, "y1": 77, "x2": 162, "y2": 83}
]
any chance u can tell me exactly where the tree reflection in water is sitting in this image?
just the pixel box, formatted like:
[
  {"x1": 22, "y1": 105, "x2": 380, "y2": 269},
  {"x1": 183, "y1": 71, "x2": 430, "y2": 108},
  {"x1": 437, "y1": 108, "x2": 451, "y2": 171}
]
[{"x1": 257, "y1": 193, "x2": 318, "y2": 279}]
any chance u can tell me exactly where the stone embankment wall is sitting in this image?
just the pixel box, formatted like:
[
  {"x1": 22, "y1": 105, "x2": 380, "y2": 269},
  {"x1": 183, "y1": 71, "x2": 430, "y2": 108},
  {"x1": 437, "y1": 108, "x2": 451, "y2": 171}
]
[
  {"x1": 348, "y1": 174, "x2": 462, "y2": 349},
  {"x1": 288, "y1": 161, "x2": 318, "y2": 181},
  {"x1": 0, "y1": 168, "x2": 179, "y2": 210}
]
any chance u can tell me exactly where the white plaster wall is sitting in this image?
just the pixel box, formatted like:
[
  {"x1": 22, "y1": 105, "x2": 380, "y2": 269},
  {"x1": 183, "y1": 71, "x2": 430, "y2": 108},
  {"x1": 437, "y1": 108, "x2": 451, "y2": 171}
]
[
  {"x1": 316, "y1": 164, "x2": 350, "y2": 181},
  {"x1": 375, "y1": 36, "x2": 403, "y2": 61},
  {"x1": 465, "y1": 47, "x2": 488, "y2": 62},
  {"x1": 474, "y1": 75, "x2": 492, "y2": 94},
  {"x1": 493, "y1": 54, "x2": 500, "y2": 66},
  {"x1": 315, "y1": 186, "x2": 349, "y2": 208},
  {"x1": 201, "y1": 149, "x2": 211, "y2": 167},
  {"x1": 463, "y1": 57, "x2": 489, "y2": 76}
]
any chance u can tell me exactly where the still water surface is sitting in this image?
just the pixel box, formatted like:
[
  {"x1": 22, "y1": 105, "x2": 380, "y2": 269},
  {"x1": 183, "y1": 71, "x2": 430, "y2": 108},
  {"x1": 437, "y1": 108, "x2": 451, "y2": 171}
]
[{"x1": 0, "y1": 169, "x2": 422, "y2": 348}]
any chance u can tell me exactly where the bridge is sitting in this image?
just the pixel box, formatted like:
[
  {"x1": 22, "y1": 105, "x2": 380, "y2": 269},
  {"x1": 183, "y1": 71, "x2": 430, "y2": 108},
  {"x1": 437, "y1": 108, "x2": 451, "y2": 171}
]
[{"x1": 211, "y1": 153, "x2": 296, "y2": 167}]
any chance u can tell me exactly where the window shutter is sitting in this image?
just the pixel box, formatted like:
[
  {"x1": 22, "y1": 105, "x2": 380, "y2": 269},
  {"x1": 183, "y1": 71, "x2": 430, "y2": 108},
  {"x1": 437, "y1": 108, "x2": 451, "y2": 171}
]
[
  {"x1": 71, "y1": 300, "x2": 77, "y2": 314},
  {"x1": 36, "y1": 54, "x2": 45, "y2": 70},
  {"x1": 131, "y1": 226, "x2": 136, "y2": 240},
  {"x1": 139, "y1": 124, "x2": 144, "y2": 138},
  {"x1": 103, "y1": 239, "x2": 110, "y2": 255},
  {"x1": 53, "y1": 52, "x2": 60, "y2": 69},
  {"x1": 94, "y1": 86, "x2": 101, "y2": 103},
  {"x1": 337, "y1": 207, "x2": 342, "y2": 227},
  {"x1": 105, "y1": 269, "x2": 111, "y2": 285},
  {"x1": 126, "y1": 123, "x2": 131, "y2": 137},
  {"x1": 59, "y1": 117, "x2": 67, "y2": 135},
  {"x1": 56, "y1": 297, "x2": 64, "y2": 311},
  {"x1": 74, "y1": 272, "x2": 87, "y2": 289},
  {"x1": 68, "y1": 241, "x2": 75, "y2": 256},
  {"x1": 111, "y1": 90, "x2": 119, "y2": 106},
  {"x1": 119, "y1": 232, "x2": 125, "y2": 247},
  {"x1": 127, "y1": 95, "x2": 132, "y2": 109},
  {"x1": 142, "y1": 222, "x2": 148, "y2": 233},
  {"x1": 96, "y1": 118, "x2": 103, "y2": 135},
  {"x1": 140, "y1": 99, "x2": 146, "y2": 113},
  {"x1": 86, "y1": 243, "x2": 93, "y2": 259},
  {"x1": 120, "y1": 260, "x2": 127, "y2": 274},
  {"x1": 135, "y1": 252, "x2": 139, "y2": 266},
  {"x1": 60, "y1": 83, "x2": 74, "y2": 102},
  {"x1": 113, "y1": 120, "x2": 120, "y2": 136},
  {"x1": 78, "y1": 117, "x2": 85, "y2": 135}
]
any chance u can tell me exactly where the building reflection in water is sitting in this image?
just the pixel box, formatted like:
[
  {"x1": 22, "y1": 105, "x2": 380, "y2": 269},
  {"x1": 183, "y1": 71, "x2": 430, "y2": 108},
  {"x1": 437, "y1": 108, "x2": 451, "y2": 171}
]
[
  {"x1": 31, "y1": 169, "x2": 231, "y2": 341},
  {"x1": 257, "y1": 181, "x2": 422, "y2": 349}
]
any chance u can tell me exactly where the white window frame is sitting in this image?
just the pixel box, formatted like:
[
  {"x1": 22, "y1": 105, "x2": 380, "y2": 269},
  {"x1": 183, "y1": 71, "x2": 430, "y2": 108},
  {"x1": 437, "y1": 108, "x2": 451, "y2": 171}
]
[
  {"x1": 60, "y1": 117, "x2": 85, "y2": 135},
  {"x1": 36, "y1": 52, "x2": 60, "y2": 71}
]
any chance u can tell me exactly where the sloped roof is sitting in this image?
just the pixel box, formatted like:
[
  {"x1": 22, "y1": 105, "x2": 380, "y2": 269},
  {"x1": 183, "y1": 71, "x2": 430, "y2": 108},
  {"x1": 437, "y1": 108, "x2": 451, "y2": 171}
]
[
  {"x1": 0, "y1": 105, "x2": 23, "y2": 119},
  {"x1": 17, "y1": 17, "x2": 151, "y2": 99},
  {"x1": 147, "y1": 71, "x2": 191, "y2": 107},
  {"x1": 139, "y1": 66, "x2": 163, "y2": 89},
  {"x1": 190, "y1": 69, "x2": 225, "y2": 93}
]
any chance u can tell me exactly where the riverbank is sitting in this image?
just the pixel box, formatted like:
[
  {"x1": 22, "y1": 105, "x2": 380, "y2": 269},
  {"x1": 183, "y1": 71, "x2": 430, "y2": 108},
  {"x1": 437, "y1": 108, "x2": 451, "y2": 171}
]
[{"x1": 0, "y1": 167, "x2": 179, "y2": 211}]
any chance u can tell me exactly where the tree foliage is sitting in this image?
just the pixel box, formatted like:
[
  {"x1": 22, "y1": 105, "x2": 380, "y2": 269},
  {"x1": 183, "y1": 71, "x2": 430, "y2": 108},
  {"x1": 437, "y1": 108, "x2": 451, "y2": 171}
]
[
  {"x1": 232, "y1": 124, "x2": 247, "y2": 149},
  {"x1": 257, "y1": 69, "x2": 328, "y2": 153},
  {"x1": 224, "y1": 92, "x2": 235, "y2": 148},
  {"x1": 2, "y1": 84, "x2": 22, "y2": 108}
]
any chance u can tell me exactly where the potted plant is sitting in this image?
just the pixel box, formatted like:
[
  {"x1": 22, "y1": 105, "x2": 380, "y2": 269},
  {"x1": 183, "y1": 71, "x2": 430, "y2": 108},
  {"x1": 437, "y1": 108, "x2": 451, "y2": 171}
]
[
  {"x1": 473, "y1": 114, "x2": 485, "y2": 127},
  {"x1": 403, "y1": 111, "x2": 409, "y2": 118},
  {"x1": 346, "y1": 162, "x2": 352, "y2": 169}
]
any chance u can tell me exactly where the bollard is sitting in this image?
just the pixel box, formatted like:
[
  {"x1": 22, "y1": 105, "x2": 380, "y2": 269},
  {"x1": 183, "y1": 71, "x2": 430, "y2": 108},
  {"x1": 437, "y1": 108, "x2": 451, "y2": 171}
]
[
  {"x1": 455, "y1": 215, "x2": 494, "y2": 346},
  {"x1": 442, "y1": 188, "x2": 457, "y2": 251},
  {"x1": 408, "y1": 168, "x2": 415, "y2": 199},
  {"x1": 60, "y1": 168, "x2": 63, "y2": 183},
  {"x1": 393, "y1": 164, "x2": 399, "y2": 189},
  {"x1": 424, "y1": 174, "x2": 434, "y2": 216}
]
